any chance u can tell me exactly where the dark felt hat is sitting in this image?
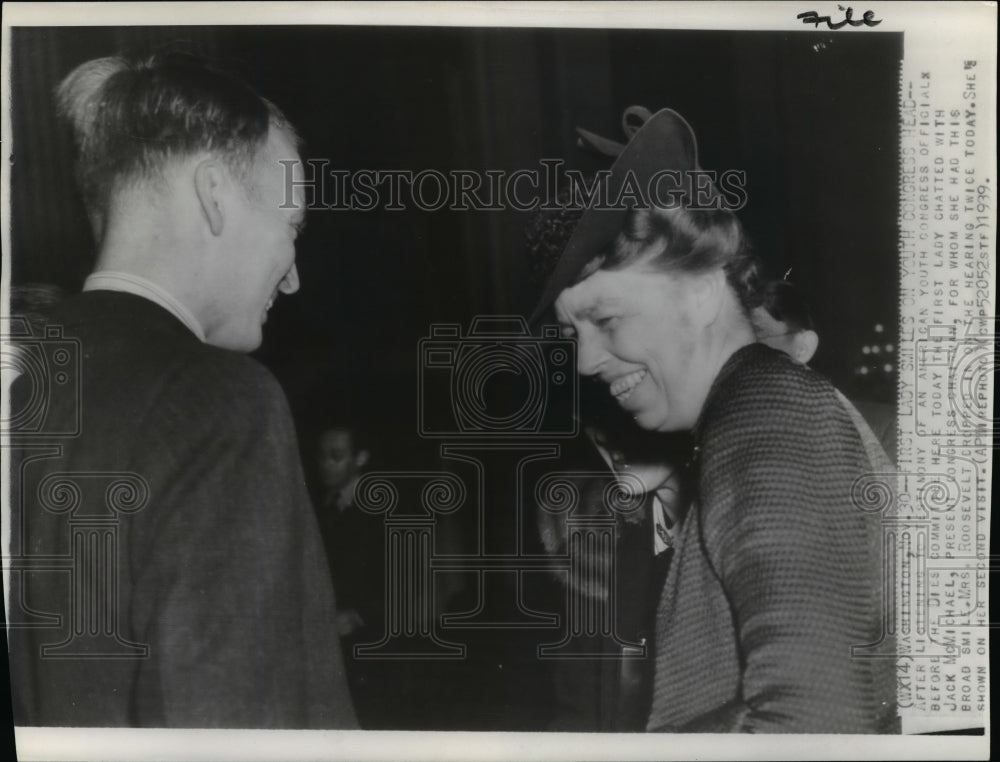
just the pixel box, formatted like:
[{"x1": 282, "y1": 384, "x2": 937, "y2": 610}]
[{"x1": 529, "y1": 107, "x2": 701, "y2": 324}]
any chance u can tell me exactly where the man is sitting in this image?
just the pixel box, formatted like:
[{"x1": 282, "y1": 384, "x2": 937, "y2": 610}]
[
  {"x1": 7, "y1": 52, "x2": 356, "y2": 728},
  {"x1": 750, "y1": 278, "x2": 820, "y2": 365},
  {"x1": 310, "y1": 423, "x2": 387, "y2": 727},
  {"x1": 313, "y1": 423, "x2": 379, "y2": 647}
]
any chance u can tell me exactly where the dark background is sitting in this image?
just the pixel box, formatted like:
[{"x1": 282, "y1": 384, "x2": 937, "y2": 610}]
[
  {"x1": 11, "y1": 26, "x2": 901, "y2": 417},
  {"x1": 8, "y1": 25, "x2": 902, "y2": 730}
]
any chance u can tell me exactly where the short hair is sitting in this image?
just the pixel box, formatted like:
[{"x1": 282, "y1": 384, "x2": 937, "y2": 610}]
[
  {"x1": 758, "y1": 279, "x2": 815, "y2": 333},
  {"x1": 580, "y1": 205, "x2": 762, "y2": 313},
  {"x1": 56, "y1": 50, "x2": 299, "y2": 237}
]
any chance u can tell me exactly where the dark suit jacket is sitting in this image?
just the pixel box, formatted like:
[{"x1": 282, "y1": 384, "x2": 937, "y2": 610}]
[
  {"x1": 648, "y1": 345, "x2": 897, "y2": 733},
  {"x1": 8, "y1": 290, "x2": 356, "y2": 728}
]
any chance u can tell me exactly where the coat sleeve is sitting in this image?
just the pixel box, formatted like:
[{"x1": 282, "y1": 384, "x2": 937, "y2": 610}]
[
  {"x1": 692, "y1": 375, "x2": 888, "y2": 733},
  {"x1": 127, "y1": 356, "x2": 357, "y2": 728}
]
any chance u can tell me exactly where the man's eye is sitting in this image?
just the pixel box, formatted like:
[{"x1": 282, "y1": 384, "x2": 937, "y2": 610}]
[{"x1": 595, "y1": 315, "x2": 619, "y2": 330}]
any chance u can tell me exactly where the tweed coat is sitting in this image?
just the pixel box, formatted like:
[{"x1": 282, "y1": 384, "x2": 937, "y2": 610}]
[{"x1": 647, "y1": 344, "x2": 897, "y2": 733}]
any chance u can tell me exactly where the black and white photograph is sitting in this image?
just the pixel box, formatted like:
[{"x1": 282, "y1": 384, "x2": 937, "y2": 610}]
[{"x1": 1, "y1": 2, "x2": 993, "y2": 760}]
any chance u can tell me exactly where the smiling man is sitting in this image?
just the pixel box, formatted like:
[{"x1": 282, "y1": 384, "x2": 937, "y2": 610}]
[{"x1": 7, "y1": 52, "x2": 355, "y2": 728}]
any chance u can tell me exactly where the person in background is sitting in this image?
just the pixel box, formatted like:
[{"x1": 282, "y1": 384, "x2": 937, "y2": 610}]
[
  {"x1": 752, "y1": 278, "x2": 897, "y2": 463},
  {"x1": 312, "y1": 421, "x2": 389, "y2": 728},
  {"x1": 749, "y1": 277, "x2": 819, "y2": 364},
  {"x1": 7, "y1": 51, "x2": 355, "y2": 728}
]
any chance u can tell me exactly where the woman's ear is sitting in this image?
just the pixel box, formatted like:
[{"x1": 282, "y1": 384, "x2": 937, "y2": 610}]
[
  {"x1": 690, "y1": 268, "x2": 726, "y2": 328},
  {"x1": 194, "y1": 159, "x2": 226, "y2": 236}
]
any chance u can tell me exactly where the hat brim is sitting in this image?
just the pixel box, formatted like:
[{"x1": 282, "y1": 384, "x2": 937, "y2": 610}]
[{"x1": 529, "y1": 108, "x2": 700, "y2": 325}]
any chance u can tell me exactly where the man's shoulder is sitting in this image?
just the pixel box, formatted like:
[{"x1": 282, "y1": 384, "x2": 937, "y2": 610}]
[
  {"x1": 151, "y1": 342, "x2": 289, "y2": 422},
  {"x1": 47, "y1": 291, "x2": 289, "y2": 420},
  {"x1": 59, "y1": 291, "x2": 281, "y2": 385},
  {"x1": 201, "y1": 355, "x2": 289, "y2": 423}
]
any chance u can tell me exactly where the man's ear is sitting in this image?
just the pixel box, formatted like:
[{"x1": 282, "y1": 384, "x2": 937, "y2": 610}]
[
  {"x1": 194, "y1": 159, "x2": 226, "y2": 237},
  {"x1": 791, "y1": 329, "x2": 819, "y2": 364}
]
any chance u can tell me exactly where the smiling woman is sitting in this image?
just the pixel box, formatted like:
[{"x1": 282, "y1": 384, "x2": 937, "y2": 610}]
[
  {"x1": 536, "y1": 107, "x2": 899, "y2": 733},
  {"x1": 554, "y1": 203, "x2": 760, "y2": 432}
]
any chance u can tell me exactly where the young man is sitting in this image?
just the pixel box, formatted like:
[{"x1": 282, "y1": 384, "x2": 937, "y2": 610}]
[
  {"x1": 7, "y1": 52, "x2": 356, "y2": 728},
  {"x1": 312, "y1": 424, "x2": 388, "y2": 726},
  {"x1": 752, "y1": 278, "x2": 897, "y2": 462}
]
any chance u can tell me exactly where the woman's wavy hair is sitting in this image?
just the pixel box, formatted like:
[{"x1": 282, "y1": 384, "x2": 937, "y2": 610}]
[{"x1": 578, "y1": 205, "x2": 763, "y2": 313}]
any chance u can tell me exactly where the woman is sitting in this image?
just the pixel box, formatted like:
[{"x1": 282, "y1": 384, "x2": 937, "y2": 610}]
[
  {"x1": 532, "y1": 108, "x2": 897, "y2": 733},
  {"x1": 527, "y1": 188, "x2": 694, "y2": 730}
]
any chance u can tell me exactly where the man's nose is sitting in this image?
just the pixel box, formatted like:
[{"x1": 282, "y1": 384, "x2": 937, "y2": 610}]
[
  {"x1": 279, "y1": 264, "x2": 300, "y2": 294},
  {"x1": 576, "y1": 329, "x2": 605, "y2": 377}
]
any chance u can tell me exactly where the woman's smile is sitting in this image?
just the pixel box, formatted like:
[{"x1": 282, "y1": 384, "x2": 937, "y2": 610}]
[{"x1": 609, "y1": 368, "x2": 648, "y2": 403}]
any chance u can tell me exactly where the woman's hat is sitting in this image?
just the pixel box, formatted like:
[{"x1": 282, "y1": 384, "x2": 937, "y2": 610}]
[{"x1": 529, "y1": 107, "x2": 702, "y2": 324}]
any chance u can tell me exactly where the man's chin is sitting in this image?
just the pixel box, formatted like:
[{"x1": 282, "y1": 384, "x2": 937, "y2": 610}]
[{"x1": 207, "y1": 326, "x2": 263, "y2": 354}]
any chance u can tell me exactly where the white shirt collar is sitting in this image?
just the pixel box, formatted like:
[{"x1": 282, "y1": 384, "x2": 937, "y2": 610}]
[{"x1": 83, "y1": 270, "x2": 206, "y2": 343}]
